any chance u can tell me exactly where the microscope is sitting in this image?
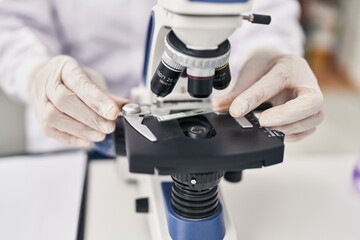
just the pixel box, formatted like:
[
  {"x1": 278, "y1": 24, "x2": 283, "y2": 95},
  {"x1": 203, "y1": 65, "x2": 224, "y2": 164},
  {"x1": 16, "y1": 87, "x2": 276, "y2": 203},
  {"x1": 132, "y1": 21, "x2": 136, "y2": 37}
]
[{"x1": 116, "y1": 1, "x2": 284, "y2": 239}]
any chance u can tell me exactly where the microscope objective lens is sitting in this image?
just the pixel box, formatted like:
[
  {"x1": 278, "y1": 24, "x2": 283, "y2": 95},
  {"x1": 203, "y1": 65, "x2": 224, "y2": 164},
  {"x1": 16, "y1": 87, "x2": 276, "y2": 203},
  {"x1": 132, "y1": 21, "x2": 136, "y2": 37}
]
[
  {"x1": 213, "y1": 62, "x2": 231, "y2": 90},
  {"x1": 151, "y1": 52, "x2": 184, "y2": 97},
  {"x1": 187, "y1": 75, "x2": 213, "y2": 98}
]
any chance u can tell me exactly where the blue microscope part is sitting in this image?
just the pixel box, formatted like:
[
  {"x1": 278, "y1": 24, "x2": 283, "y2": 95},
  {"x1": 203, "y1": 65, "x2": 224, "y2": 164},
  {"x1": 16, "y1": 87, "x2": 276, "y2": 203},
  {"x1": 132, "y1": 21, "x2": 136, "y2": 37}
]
[
  {"x1": 162, "y1": 182, "x2": 225, "y2": 240},
  {"x1": 143, "y1": 12, "x2": 155, "y2": 84},
  {"x1": 93, "y1": 133, "x2": 116, "y2": 158}
]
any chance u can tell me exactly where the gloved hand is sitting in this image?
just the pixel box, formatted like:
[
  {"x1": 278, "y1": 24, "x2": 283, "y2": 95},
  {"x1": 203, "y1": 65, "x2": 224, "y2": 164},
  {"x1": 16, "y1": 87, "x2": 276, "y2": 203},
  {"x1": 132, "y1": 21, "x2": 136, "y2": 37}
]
[
  {"x1": 213, "y1": 48, "x2": 324, "y2": 142},
  {"x1": 28, "y1": 55, "x2": 129, "y2": 147}
]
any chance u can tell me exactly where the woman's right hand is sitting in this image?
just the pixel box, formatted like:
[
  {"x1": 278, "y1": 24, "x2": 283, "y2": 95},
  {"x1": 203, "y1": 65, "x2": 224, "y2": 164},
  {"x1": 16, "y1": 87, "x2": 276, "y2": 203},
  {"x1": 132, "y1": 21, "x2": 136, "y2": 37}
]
[{"x1": 28, "y1": 55, "x2": 128, "y2": 147}]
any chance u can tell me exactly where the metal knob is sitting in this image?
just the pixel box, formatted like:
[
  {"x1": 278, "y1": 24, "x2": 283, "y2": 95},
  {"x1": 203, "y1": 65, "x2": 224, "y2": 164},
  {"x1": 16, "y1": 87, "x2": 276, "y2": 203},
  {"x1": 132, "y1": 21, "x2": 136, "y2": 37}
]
[{"x1": 122, "y1": 103, "x2": 141, "y2": 115}]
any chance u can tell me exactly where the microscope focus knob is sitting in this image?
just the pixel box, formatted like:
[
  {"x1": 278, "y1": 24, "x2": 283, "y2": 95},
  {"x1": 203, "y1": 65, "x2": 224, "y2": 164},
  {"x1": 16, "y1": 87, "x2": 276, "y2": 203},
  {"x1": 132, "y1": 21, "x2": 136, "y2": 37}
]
[
  {"x1": 172, "y1": 171, "x2": 224, "y2": 190},
  {"x1": 224, "y1": 171, "x2": 242, "y2": 183}
]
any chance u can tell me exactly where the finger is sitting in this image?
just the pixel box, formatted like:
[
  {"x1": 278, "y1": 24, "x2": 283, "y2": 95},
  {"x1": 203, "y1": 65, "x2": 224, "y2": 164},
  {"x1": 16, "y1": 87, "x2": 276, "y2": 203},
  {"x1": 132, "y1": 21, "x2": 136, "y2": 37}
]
[
  {"x1": 43, "y1": 102, "x2": 106, "y2": 142},
  {"x1": 263, "y1": 110, "x2": 324, "y2": 135},
  {"x1": 285, "y1": 128, "x2": 316, "y2": 142},
  {"x1": 229, "y1": 64, "x2": 289, "y2": 117},
  {"x1": 83, "y1": 67, "x2": 107, "y2": 91},
  {"x1": 59, "y1": 58, "x2": 119, "y2": 120},
  {"x1": 259, "y1": 87, "x2": 323, "y2": 127},
  {"x1": 212, "y1": 92, "x2": 238, "y2": 112},
  {"x1": 231, "y1": 47, "x2": 282, "y2": 92},
  {"x1": 83, "y1": 67, "x2": 129, "y2": 112},
  {"x1": 212, "y1": 52, "x2": 275, "y2": 112},
  {"x1": 111, "y1": 95, "x2": 130, "y2": 110},
  {"x1": 45, "y1": 83, "x2": 116, "y2": 134},
  {"x1": 43, "y1": 124, "x2": 91, "y2": 147}
]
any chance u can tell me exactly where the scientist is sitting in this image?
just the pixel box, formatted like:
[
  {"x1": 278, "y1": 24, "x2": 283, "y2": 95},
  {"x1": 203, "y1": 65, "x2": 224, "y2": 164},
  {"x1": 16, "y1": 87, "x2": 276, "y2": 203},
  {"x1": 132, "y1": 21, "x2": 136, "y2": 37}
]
[{"x1": 0, "y1": 0, "x2": 324, "y2": 152}]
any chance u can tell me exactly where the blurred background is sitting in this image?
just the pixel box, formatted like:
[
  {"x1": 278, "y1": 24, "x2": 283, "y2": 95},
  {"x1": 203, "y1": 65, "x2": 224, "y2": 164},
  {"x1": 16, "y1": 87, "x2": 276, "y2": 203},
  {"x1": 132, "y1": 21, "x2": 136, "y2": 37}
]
[
  {"x1": 286, "y1": 0, "x2": 360, "y2": 156},
  {"x1": 1, "y1": 0, "x2": 359, "y2": 156}
]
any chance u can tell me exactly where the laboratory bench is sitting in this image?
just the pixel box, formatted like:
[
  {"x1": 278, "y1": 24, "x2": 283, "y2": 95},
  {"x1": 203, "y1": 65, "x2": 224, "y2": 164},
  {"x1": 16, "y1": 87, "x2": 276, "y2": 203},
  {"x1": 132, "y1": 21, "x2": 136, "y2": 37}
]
[{"x1": 84, "y1": 153, "x2": 360, "y2": 240}]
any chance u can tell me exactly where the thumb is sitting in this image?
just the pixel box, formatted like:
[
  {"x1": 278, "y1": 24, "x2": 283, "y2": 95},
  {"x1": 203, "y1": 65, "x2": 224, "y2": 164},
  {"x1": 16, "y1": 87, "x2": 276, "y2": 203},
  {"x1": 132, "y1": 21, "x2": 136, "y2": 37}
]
[
  {"x1": 212, "y1": 49, "x2": 278, "y2": 113},
  {"x1": 83, "y1": 67, "x2": 107, "y2": 91},
  {"x1": 110, "y1": 95, "x2": 130, "y2": 112}
]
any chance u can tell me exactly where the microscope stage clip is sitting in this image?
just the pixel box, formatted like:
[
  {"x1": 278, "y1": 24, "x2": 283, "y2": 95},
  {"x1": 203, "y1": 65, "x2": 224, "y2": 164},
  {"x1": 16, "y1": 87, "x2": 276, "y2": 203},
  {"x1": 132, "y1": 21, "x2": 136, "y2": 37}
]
[{"x1": 122, "y1": 103, "x2": 157, "y2": 142}]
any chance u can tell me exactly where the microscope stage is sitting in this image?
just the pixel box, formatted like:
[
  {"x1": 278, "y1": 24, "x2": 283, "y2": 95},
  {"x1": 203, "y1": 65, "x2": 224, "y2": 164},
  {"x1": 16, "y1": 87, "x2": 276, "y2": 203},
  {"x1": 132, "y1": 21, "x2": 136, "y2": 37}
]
[{"x1": 117, "y1": 112, "x2": 284, "y2": 175}]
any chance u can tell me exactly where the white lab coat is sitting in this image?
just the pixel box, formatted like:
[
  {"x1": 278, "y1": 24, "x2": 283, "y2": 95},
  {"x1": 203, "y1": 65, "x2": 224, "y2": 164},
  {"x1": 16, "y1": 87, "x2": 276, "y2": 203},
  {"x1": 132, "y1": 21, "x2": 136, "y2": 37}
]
[{"x1": 0, "y1": 0, "x2": 304, "y2": 153}]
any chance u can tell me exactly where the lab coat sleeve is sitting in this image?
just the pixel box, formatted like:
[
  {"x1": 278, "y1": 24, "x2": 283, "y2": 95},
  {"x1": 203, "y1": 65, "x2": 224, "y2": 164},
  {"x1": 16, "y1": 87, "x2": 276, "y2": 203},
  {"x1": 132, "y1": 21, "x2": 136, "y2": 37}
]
[
  {"x1": 0, "y1": 0, "x2": 62, "y2": 104},
  {"x1": 229, "y1": 0, "x2": 305, "y2": 81}
]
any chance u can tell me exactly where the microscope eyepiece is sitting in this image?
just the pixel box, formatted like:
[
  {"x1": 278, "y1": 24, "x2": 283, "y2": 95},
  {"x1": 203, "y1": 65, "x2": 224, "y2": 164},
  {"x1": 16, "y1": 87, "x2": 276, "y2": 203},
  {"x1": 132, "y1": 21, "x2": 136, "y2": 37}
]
[{"x1": 151, "y1": 52, "x2": 185, "y2": 97}]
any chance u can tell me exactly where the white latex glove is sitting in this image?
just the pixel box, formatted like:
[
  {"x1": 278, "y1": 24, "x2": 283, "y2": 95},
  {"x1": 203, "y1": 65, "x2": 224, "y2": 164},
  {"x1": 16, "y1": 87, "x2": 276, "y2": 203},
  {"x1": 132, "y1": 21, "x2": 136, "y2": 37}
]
[
  {"x1": 28, "y1": 55, "x2": 129, "y2": 147},
  {"x1": 213, "y1": 48, "x2": 324, "y2": 142}
]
